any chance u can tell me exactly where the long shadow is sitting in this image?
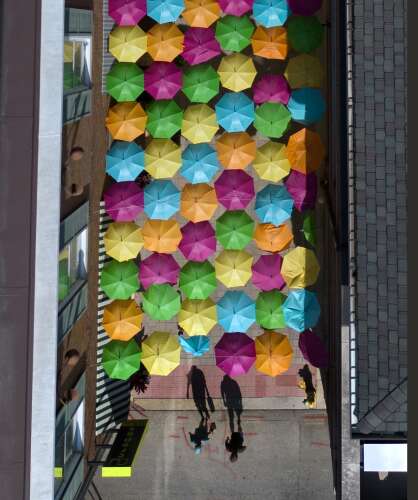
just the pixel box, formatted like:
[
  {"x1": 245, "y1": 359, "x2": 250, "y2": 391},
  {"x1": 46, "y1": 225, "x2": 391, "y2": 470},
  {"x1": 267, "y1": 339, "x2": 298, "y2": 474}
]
[
  {"x1": 221, "y1": 375, "x2": 247, "y2": 463},
  {"x1": 186, "y1": 365, "x2": 211, "y2": 420}
]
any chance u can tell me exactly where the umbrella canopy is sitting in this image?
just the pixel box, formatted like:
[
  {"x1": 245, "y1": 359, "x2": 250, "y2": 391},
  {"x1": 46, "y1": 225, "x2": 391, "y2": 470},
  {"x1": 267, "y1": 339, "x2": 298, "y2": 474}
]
[
  {"x1": 215, "y1": 249, "x2": 253, "y2": 287},
  {"x1": 179, "y1": 221, "x2": 217, "y2": 261},
  {"x1": 284, "y1": 170, "x2": 317, "y2": 212},
  {"x1": 181, "y1": 143, "x2": 220, "y2": 184},
  {"x1": 215, "y1": 92, "x2": 254, "y2": 133},
  {"x1": 254, "y1": 102, "x2": 291, "y2": 138},
  {"x1": 144, "y1": 180, "x2": 180, "y2": 220},
  {"x1": 144, "y1": 62, "x2": 182, "y2": 100},
  {"x1": 147, "y1": 23, "x2": 184, "y2": 62},
  {"x1": 253, "y1": 141, "x2": 291, "y2": 182},
  {"x1": 255, "y1": 290, "x2": 286, "y2": 329},
  {"x1": 214, "y1": 170, "x2": 255, "y2": 210},
  {"x1": 181, "y1": 104, "x2": 219, "y2": 143},
  {"x1": 109, "y1": 0, "x2": 146, "y2": 25},
  {"x1": 109, "y1": 25, "x2": 147, "y2": 62},
  {"x1": 146, "y1": 100, "x2": 183, "y2": 139},
  {"x1": 182, "y1": 27, "x2": 221, "y2": 65},
  {"x1": 286, "y1": 128, "x2": 325, "y2": 174},
  {"x1": 141, "y1": 331, "x2": 181, "y2": 376},
  {"x1": 102, "y1": 299, "x2": 143, "y2": 341},
  {"x1": 218, "y1": 0, "x2": 253, "y2": 16},
  {"x1": 139, "y1": 253, "x2": 180, "y2": 289},
  {"x1": 178, "y1": 298, "x2": 217, "y2": 335},
  {"x1": 106, "y1": 62, "x2": 144, "y2": 101},
  {"x1": 251, "y1": 254, "x2": 285, "y2": 291},
  {"x1": 281, "y1": 246, "x2": 320, "y2": 288},
  {"x1": 106, "y1": 141, "x2": 144, "y2": 182},
  {"x1": 288, "y1": 88, "x2": 326, "y2": 125},
  {"x1": 285, "y1": 54, "x2": 323, "y2": 88},
  {"x1": 102, "y1": 339, "x2": 141, "y2": 380},
  {"x1": 251, "y1": 26, "x2": 288, "y2": 60},
  {"x1": 302, "y1": 212, "x2": 316, "y2": 246},
  {"x1": 217, "y1": 291, "x2": 256, "y2": 332},
  {"x1": 104, "y1": 222, "x2": 144, "y2": 262},
  {"x1": 100, "y1": 260, "x2": 139, "y2": 299},
  {"x1": 253, "y1": 0, "x2": 290, "y2": 27},
  {"x1": 252, "y1": 74, "x2": 291, "y2": 105},
  {"x1": 283, "y1": 289, "x2": 320, "y2": 332},
  {"x1": 255, "y1": 184, "x2": 294, "y2": 226},
  {"x1": 179, "y1": 335, "x2": 211, "y2": 356},
  {"x1": 218, "y1": 53, "x2": 257, "y2": 92},
  {"x1": 104, "y1": 181, "x2": 144, "y2": 221},
  {"x1": 142, "y1": 283, "x2": 181, "y2": 320},
  {"x1": 147, "y1": 0, "x2": 185, "y2": 23},
  {"x1": 180, "y1": 183, "x2": 218, "y2": 222},
  {"x1": 142, "y1": 219, "x2": 182, "y2": 253},
  {"x1": 215, "y1": 15, "x2": 254, "y2": 52},
  {"x1": 215, "y1": 132, "x2": 256, "y2": 169},
  {"x1": 179, "y1": 260, "x2": 217, "y2": 299},
  {"x1": 182, "y1": 64, "x2": 219, "y2": 103},
  {"x1": 298, "y1": 329, "x2": 329, "y2": 368},
  {"x1": 144, "y1": 138, "x2": 181, "y2": 179},
  {"x1": 216, "y1": 210, "x2": 254, "y2": 250},
  {"x1": 288, "y1": 0, "x2": 322, "y2": 15},
  {"x1": 287, "y1": 16, "x2": 324, "y2": 53},
  {"x1": 215, "y1": 333, "x2": 256, "y2": 376},
  {"x1": 106, "y1": 102, "x2": 147, "y2": 141},
  {"x1": 254, "y1": 223, "x2": 293, "y2": 252},
  {"x1": 254, "y1": 330, "x2": 293, "y2": 376},
  {"x1": 183, "y1": 0, "x2": 221, "y2": 27}
]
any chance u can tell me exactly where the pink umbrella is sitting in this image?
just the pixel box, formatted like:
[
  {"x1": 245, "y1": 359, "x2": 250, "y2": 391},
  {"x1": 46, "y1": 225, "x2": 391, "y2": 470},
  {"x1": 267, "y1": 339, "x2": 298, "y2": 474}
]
[
  {"x1": 284, "y1": 170, "x2": 317, "y2": 212},
  {"x1": 108, "y1": 0, "x2": 146, "y2": 25},
  {"x1": 214, "y1": 170, "x2": 255, "y2": 210},
  {"x1": 298, "y1": 330, "x2": 329, "y2": 368},
  {"x1": 179, "y1": 221, "x2": 216, "y2": 262},
  {"x1": 252, "y1": 254, "x2": 285, "y2": 291},
  {"x1": 253, "y1": 75, "x2": 291, "y2": 105},
  {"x1": 288, "y1": 0, "x2": 322, "y2": 16},
  {"x1": 104, "y1": 181, "x2": 144, "y2": 221},
  {"x1": 144, "y1": 62, "x2": 182, "y2": 100},
  {"x1": 218, "y1": 0, "x2": 253, "y2": 16},
  {"x1": 182, "y1": 27, "x2": 221, "y2": 66},
  {"x1": 215, "y1": 333, "x2": 256, "y2": 376},
  {"x1": 139, "y1": 253, "x2": 180, "y2": 289}
]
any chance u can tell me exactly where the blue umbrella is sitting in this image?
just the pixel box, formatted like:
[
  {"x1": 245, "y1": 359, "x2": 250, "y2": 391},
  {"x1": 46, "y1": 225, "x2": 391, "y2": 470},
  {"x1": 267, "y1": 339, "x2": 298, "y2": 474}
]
[
  {"x1": 287, "y1": 88, "x2": 326, "y2": 125},
  {"x1": 253, "y1": 0, "x2": 291, "y2": 27},
  {"x1": 215, "y1": 92, "x2": 255, "y2": 133},
  {"x1": 283, "y1": 289, "x2": 320, "y2": 332},
  {"x1": 147, "y1": 0, "x2": 185, "y2": 23},
  {"x1": 179, "y1": 335, "x2": 211, "y2": 357},
  {"x1": 106, "y1": 141, "x2": 144, "y2": 182},
  {"x1": 255, "y1": 184, "x2": 294, "y2": 226},
  {"x1": 181, "y1": 144, "x2": 220, "y2": 184},
  {"x1": 144, "y1": 180, "x2": 180, "y2": 220},
  {"x1": 217, "y1": 291, "x2": 256, "y2": 333}
]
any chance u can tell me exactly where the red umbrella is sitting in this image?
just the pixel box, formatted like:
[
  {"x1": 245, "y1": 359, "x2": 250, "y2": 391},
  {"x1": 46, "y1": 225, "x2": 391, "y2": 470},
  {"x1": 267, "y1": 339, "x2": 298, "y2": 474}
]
[
  {"x1": 139, "y1": 253, "x2": 180, "y2": 289},
  {"x1": 215, "y1": 333, "x2": 256, "y2": 376},
  {"x1": 179, "y1": 221, "x2": 217, "y2": 262},
  {"x1": 214, "y1": 170, "x2": 255, "y2": 210},
  {"x1": 144, "y1": 62, "x2": 182, "y2": 100},
  {"x1": 182, "y1": 27, "x2": 221, "y2": 66},
  {"x1": 218, "y1": 0, "x2": 253, "y2": 16},
  {"x1": 252, "y1": 74, "x2": 291, "y2": 105},
  {"x1": 298, "y1": 330, "x2": 329, "y2": 368},
  {"x1": 109, "y1": 0, "x2": 146, "y2": 25},
  {"x1": 284, "y1": 170, "x2": 317, "y2": 212},
  {"x1": 251, "y1": 254, "x2": 285, "y2": 291},
  {"x1": 104, "y1": 181, "x2": 144, "y2": 221}
]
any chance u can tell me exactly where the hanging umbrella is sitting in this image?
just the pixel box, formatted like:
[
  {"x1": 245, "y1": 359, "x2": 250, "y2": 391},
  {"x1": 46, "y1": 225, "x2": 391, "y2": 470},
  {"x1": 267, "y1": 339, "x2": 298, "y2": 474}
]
[
  {"x1": 251, "y1": 26, "x2": 288, "y2": 60},
  {"x1": 298, "y1": 329, "x2": 329, "y2": 368},
  {"x1": 102, "y1": 339, "x2": 141, "y2": 380},
  {"x1": 251, "y1": 254, "x2": 285, "y2": 291},
  {"x1": 146, "y1": 100, "x2": 183, "y2": 139},
  {"x1": 100, "y1": 260, "x2": 139, "y2": 299},
  {"x1": 285, "y1": 54, "x2": 323, "y2": 88},
  {"x1": 142, "y1": 283, "x2": 181, "y2": 320},
  {"x1": 106, "y1": 141, "x2": 144, "y2": 182},
  {"x1": 104, "y1": 181, "x2": 144, "y2": 221},
  {"x1": 104, "y1": 222, "x2": 144, "y2": 262},
  {"x1": 253, "y1": 141, "x2": 291, "y2": 182},
  {"x1": 183, "y1": 0, "x2": 221, "y2": 27},
  {"x1": 288, "y1": 0, "x2": 322, "y2": 15},
  {"x1": 215, "y1": 92, "x2": 254, "y2": 133},
  {"x1": 180, "y1": 183, "x2": 218, "y2": 222},
  {"x1": 144, "y1": 62, "x2": 182, "y2": 100},
  {"x1": 283, "y1": 289, "x2": 320, "y2": 332},
  {"x1": 144, "y1": 139, "x2": 181, "y2": 179},
  {"x1": 106, "y1": 62, "x2": 144, "y2": 101},
  {"x1": 302, "y1": 212, "x2": 316, "y2": 246},
  {"x1": 253, "y1": 0, "x2": 290, "y2": 27},
  {"x1": 106, "y1": 102, "x2": 147, "y2": 141},
  {"x1": 181, "y1": 143, "x2": 220, "y2": 184},
  {"x1": 144, "y1": 180, "x2": 180, "y2": 220},
  {"x1": 254, "y1": 102, "x2": 291, "y2": 138},
  {"x1": 281, "y1": 246, "x2": 320, "y2": 288},
  {"x1": 255, "y1": 290, "x2": 286, "y2": 329},
  {"x1": 254, "y1": 330, "x2": 293, "y2": 377},
  {"x1": 252, "y1": 74, "x2": 291, "y2": 105},
  {"x1": 179, "y1": 335, "x2": 211, "y2": 356},
  {"x1": 216, "y1": 210, "x2": 254, "y2": 250},
  {"x1": 141, "y1": 331, "x2": 181, "y2": 376},
  {"x1": 179, "y1": 221, "x2": 217, "y2": 261},
  {"x1": 179, "y1": 260, "x2": 217, "y2": 299},
  {"x1": 139, "y1": 253, "x2": 180, "y2": 289},
  {"x1": 218, "y1": 0, "x2": 253, "y2": 16},
  {"x1": 286, "y1": 128, "x2": 325, "y2": 174},
  {"x1": 217, "y1": 291, "x2": 256, "y2": 332},
  {"x1": 178, "y1": 298, "x2": 217, "y2": 335},
  {"x1": 142, "y1": 219, "x2": 182, "y2": 253},
  {"x1": 102, "y1": 299, "x2": 143, "y2": 341},
  {"x1": 182, "y1": 64, "x2": 219, "y2": 103},
  {"x1": 109, "y1": 0, "x2": 147, "y2": 25},
  {"x1": 218, "y1": 53, "x2": 257, "y2": 92},
  {"x1": 147, "y1": 23, "x2": 184, "y2": 62},
  {"x1": 147, "y1": 0, "x2": 185, "y2": 23},
  {"x1": 182, "y1": 27, "x2": 221, "y2": 65},
  {"x1": 181, "y1": 104, "x2": 219, "y2": 144},
  {"x1": 287, "y1": 16, "x2": 324, "y2": 53},
  {"x1": 109, "y1": 25, "x2": 147, "y2": 62},
  {"x1": 255, "y1": 184, "x2": 294, "y2": 226},
  {"x1": 284, "y1": 170, "x2": 317, "y2": 212},
  {"x1": 254, "y1": 223, "x2": 293, "y2": 252},
  {"x1": 214, "y1": 170, "x2": 255, "y2": 210},
  {"x1": 288, "y1": 88, "x2": 326, "y2": 125},
  {"x1": 215, "y1": 132, "x2": 256, "y2": 169},
  {"x1": 215, "y1": 333, "x2": 256, "y2": 376},
  {"x1": 215, "y1": 15, "x2": 254, "y2": 52},
  {"x1": 215, "y1": 249, "x2": 253, "y2": 288}
]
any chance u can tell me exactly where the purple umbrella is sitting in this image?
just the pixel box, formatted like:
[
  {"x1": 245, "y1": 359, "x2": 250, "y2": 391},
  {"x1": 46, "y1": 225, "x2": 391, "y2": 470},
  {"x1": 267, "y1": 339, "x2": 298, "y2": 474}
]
[
  {"x1": 182, "y1": 28, "x2": 221, "y2": 66},
  {"x1": 214, "y1": 170, "x2": 255, "y2": 210},
  {"x1": 144, "y1": 62, "x2": 182, "y2": 100},
  {"x1": 284, "y1": 170, "x2": 317, "y2": 212},
  {"x1": 215, "y1": 333, "x2": 256, "y2": 377},
  {"x1": 298, "y1": 330, "x2": 329, "y2": 368},
  {"x1": 108, "y1": 0, "x2": 146, "y2": 25},
  {"x1": 179, "y1": 221, "x2": 217, "y2": 262},
  {"x1": 288, "y1": 0, "x2": 322, "y2": 16},
  {"x1": 104, "y1": 181, "x2": 144, "y2": 221},
  {"x1": 139, "y1": 253, "x2": 180, "y2": 289},
  {"x1": 252, "y1": 254, "x2": 285, "y2": 291},
  {"x1": 218, "y1": 0, "x2": 253, "y2": 16},
  {"x1": 253, "y1": 75, "x2": 291, "y2": 105}
]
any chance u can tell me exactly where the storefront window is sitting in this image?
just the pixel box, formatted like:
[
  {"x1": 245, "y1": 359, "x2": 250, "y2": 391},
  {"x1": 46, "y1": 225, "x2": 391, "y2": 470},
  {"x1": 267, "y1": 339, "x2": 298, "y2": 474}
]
[
  {"x1": 64, "y1": 36, "x2": 92, "y2": 91},
  {"x1": 59, "y1": 228, "x2": 88, "y2": 302}
]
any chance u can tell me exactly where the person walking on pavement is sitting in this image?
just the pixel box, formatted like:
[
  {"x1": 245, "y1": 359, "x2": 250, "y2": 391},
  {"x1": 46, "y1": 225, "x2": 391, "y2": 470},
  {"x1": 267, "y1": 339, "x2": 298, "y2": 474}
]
[{"x1": 298, "y1": 364, "x2": 317, "y2": 408}]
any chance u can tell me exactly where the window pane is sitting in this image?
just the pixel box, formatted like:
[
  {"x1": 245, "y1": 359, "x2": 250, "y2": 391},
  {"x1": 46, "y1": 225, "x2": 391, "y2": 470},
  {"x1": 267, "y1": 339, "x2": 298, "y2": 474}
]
[
  {"x1": 63, "y1": 37, "x2": 92, "y2": 90},
  {"x1": 58, "y1": 248, "x2": 70, "y2": 301}
]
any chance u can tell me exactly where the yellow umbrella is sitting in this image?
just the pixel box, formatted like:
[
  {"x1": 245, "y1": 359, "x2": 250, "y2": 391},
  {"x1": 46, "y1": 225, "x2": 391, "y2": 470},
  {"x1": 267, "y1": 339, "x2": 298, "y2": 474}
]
[
  {"x1": 215, "y1": 249, "x2": 253, "y2": 288},
  {"x1": 284, "y1": 54, "x2": 323, "y2": 89},
  {"x1": 144, "y1": 139, "x2": 181, "y2": 178},
  {"x1": 218, "y1": 53, "x2": 257, "y2": 92},
  {"x1": 255, "y1": 331, "x2": 293, "y2": 377},
  {"x1": 215, "y1": 132, "x2": 256, "y2": 169},
  {"x1": 183, "y1": 0, "x2": 221, "y2": 27},
  {"x1": 109, "y1": 25, "x2": 147, "y2": 62},
  {"x1": 142, "y1": 219, "x2": 182, "y2": 253},
  {"x1": 251, "y1": 26, "x2": 288, "y2": 60},
  {"x1": 180, "y1": 183, "x2": 218, "y2": 222},
  {"x1": 104, "y1": 222, "x2": 144, "y2": 262},
  {"x1": 253, "y1": 141, "x2": 291, "y2": 182},
  {"x1": 105, "y1": 102, "x2": 147, "y2": 141},
  {"x1": 178, "y1": 298, "x2": 217, "y2": 336},
  {"x1": 181, "y1": 104, "x2": 219, "y2": 144},
  {"x1": 102, "y1": 299, "x2": 143, "y2": 341},
  {"x1": 254, "y1": 223, "x2": 293, "y2": 253},
  {"x1": 281, "y1": 246, "x2": 320, "y2": 288},
  {"x1": 147, "y1": 23, "x2": 184, "y2": 62},
  {"x1": 141, "y1": 331, "x2": 181, "y2": 376}
]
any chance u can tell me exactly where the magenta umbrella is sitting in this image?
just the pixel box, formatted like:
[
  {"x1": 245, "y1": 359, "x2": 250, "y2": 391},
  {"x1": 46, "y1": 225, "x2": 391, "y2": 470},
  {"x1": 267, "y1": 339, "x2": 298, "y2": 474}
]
[
  {"x1": 284, "y1": 170, "x2": 317, "y2": 212},
  {"x1": 108, "y1": 0, "x2": 146, "y2": 25},
  {"x1": 218, "y1": 0, "x2": 253, "y2": 16},
  {"x1": 179, "y1": 221, "x2": 216, "y2": 262},
  {"x1": 144, "y1": 62, "x2": 182, "y2": 100},
  {"x1": 182, "y1": 28, "x2": 221, "y2": 66},
  {"x1": 215, "y1": 332, "x2": 256, "y2": 377},
  {"x1": 288, "y1": 0, "x2": 322, "y2": 16},
  {"x1": 298, "y1": 330, "x2": 329, "y2": 368},
  {"x1": 252, "y1": 254, "x2": 285, "y2": 291},
  {"x1": 214, "y1": 170, "x2": 255, "y2": 210},
  {"x1": 253, "y1": 75, "x2": 291, "y2": 105},
  {"x1": 104, "y1": 181, "x2": 144, "y2": 221},
  {"x1": 139, "y1": 253, "x2": 180, "y2": 289}
]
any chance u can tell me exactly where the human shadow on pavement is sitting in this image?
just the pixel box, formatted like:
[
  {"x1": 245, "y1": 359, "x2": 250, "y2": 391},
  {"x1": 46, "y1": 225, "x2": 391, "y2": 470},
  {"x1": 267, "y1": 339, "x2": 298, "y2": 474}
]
[
  {"x1": 221, "y1": 375, "x2": 247, "y2": 462},
  {"x1": 186, "y1": 365, "x2": 211, "y2": 421},
  {"x1": 189, "y1": 418, "x2": 216, "y2": 455}
]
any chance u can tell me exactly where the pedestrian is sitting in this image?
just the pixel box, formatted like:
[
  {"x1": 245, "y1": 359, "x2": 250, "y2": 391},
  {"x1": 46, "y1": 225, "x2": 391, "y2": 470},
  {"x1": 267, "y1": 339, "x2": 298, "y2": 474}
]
[{"x1": 298, "y1": 364, "x2": 317, "y2": 408}]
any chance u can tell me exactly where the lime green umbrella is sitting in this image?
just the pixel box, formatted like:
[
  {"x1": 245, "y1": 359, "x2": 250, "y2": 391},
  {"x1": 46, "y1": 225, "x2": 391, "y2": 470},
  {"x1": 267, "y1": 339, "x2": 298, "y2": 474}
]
[
  {"x1": 100, "y1": 260, "x2": 139, "y2": 299},
  {"x1": 146, "y1": 100, "x2": 183, "y2": 138},
  {"x1": 254, "y1": 103, "x2": 291, "y2": 138},
  {"x1": 287, "y1": 16, "x2": 324, "y2": 53},
  {"x1": 142, "y1": 283, "x2": 181, "y2": 320},
  {"x1": 106, "y1": 62, "x2": 144, "y2": 102},
  {"x1": 256, "y1": 290, "x2": 286, "y2": 329},
  {"x1": 179, "y1": 261, "x2": 217, "y2": 300},
  {"x1": 216, "y1": 210, "x2": 254, "y2": 250},
  {"x1": 102, "y1": 339, "x2": 141, "y2": 381},
  {"x1": 215, "y1": 15, "x2": 254, "y2": 52},
  {"x1": 182, "y1": 64, "x2": 220, "y2": 103},
  {"x1": 303, "y1": 211, "x2": 316, "y2": 246},
  {"x1": 58, "y1": 259, "x2": 70, "y2": 301}
]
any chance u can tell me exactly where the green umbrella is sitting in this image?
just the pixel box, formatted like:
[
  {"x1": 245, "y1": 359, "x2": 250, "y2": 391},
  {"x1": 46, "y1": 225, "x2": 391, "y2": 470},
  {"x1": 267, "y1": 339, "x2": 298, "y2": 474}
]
[
  {"x1": 254, "y1": 103, "x2": 291, "y2": 138},
  {"x1": 216, "y1": 210, "x2": 254, "y2": 250},
  {"x1": 146, "y1": 100, "x2": 183, "y2": 139},
  {"x1": 302, "y1": 211, "x2": 316, "y2": 246},
  {"x1": 102, "y1": 339, "x2": 141, "y2": 381},
  {"x1": 215, "y1": 15, "x2": 254, "y2": 52},
  {"x1": 179, "y1": 261, "x2": 217, "y2": 300},
  {"x1": 182, "y1": 64, "x2": 220, "y2": 103},
  {"x1": 58, "y1": 259, "x2": 70, "y2": 301},
  {"x1": 256, "y1": 290, "x2": 286, "y2": 329},
  {"x1": 100, "y1": 260, "x2": 139, "y2": 300},
  {"x1": 106, "y1": 62, "x2": 144, "y2": 102},
  {"x1": 287, "y1": 16, "x2": 324, "y2": 54},
  {"x1": 142, "y1": 283, "x2": 181, "y2": 320}
]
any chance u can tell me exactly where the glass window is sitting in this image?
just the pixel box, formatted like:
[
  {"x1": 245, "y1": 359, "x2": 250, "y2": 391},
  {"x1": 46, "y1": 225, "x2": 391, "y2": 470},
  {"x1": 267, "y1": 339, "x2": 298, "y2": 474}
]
[
  {"x1": 64, "y1": 36, "x2": 92, "y2": 91},
  {"x1": 59, "y1": 228, "x2": 88, "y2": 302}
]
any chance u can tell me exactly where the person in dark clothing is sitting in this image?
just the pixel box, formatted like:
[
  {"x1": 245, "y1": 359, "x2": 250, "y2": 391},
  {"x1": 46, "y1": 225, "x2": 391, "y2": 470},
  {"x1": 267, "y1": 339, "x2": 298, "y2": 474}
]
[
  {"x1": 186, "y1": 365, "x2": 211, "y2": 420},
  {"x1": 225, "y1": 430, "x2": 246, "y2": 463},
  {"x1": 220, "y1": 374, "x2": 243, "y2": 434},
  {"x1": 298, "y1": 364, "x2": 316, "y2": 407}
]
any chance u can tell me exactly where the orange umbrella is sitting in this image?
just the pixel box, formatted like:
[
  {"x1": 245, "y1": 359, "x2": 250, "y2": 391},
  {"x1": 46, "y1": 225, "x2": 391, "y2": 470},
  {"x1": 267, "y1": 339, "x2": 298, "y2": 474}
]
[
  {"x1": 142, "y1": 219, "x2": 182, "y2": 253},
  {"x1": 147, "y1": 23, "x2": 184, "y2": 62},
  {"x1": 251, "y1": 26, "x2": 288, "y2": 60},
  {"x1": 215, "y1": 132, "x2": 256, "y2": 169},
  {"x1": 183, "y1": 0, "x2": 221, "y2": 27},
  {"x1": 286, "y1": 128, "x2": 325, "y2": 174},
  {"x1": 255, "y1": 331, "x2": 293, "y2": 377},
  {"x1": 102, "y1": 299, "x2": 143, "y2": 341},
  {"x1": 105, "y1": 102, "x2": 147, "y2": 141},
  {"x1": 254, "y1": 223, "x2": 293, "y2": 253},
  {"x1": 180, "y1": 183, "x2": 218, "y2": 222}
]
